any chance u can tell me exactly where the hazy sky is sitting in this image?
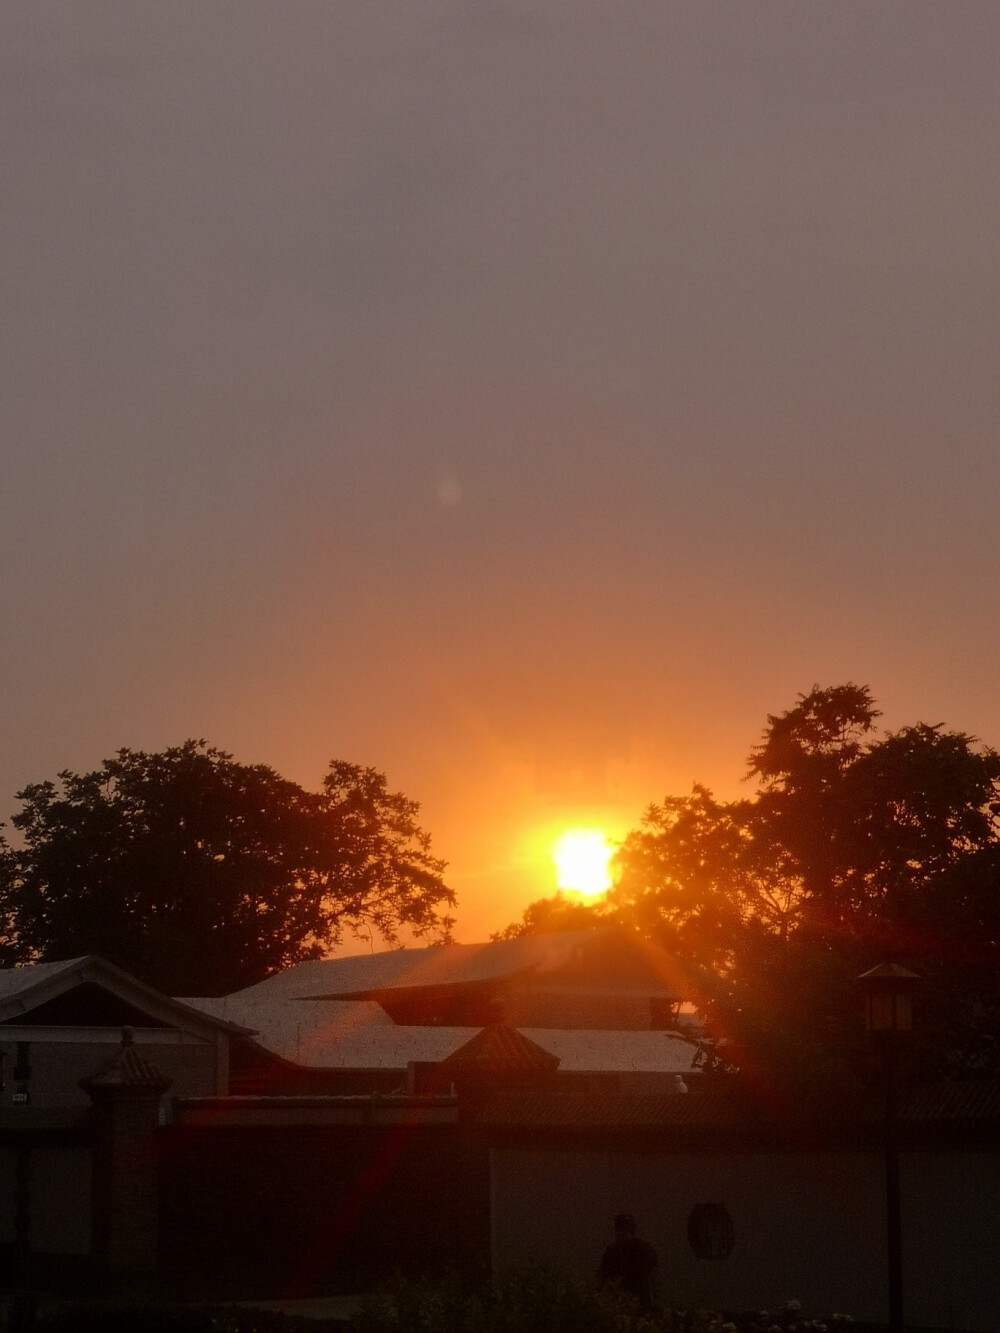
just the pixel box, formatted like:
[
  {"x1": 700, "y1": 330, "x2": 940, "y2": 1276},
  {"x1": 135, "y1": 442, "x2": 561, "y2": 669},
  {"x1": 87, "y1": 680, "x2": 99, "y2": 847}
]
[{"x1": 4, "y1": 2, "x2": 1000, "y2": 941}]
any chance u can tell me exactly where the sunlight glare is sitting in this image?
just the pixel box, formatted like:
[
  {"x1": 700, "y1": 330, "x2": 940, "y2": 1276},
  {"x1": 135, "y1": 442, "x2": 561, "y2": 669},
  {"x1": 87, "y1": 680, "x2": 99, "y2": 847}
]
[{"x1": 552, "y1": 829, "x2": 614, "y2": 898}]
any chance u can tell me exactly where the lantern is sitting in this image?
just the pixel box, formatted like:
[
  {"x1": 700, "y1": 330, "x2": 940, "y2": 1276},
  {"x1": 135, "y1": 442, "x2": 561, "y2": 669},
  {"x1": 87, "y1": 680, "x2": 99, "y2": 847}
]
[{"x1": 858, "y1": 963, "x2": 919, "y2": 1035}]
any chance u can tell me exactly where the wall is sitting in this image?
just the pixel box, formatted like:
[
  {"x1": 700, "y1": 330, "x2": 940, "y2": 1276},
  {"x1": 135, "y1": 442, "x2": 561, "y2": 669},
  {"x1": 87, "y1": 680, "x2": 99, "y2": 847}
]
[
  {"x1": 0, "y1": 1135, "x2": 92, "y2": 1282},
  {"x1": 491, "y1": 1143, "x2": 1000, "y2": 1332},
  {"x1": 28, "y1": 1143, "x2": 91, "y2": 1254},
  {"x1": 158, "y1": 1120, "x2": 491, "y2": 1298},
  {"x1": 0, "y1": 1146, "x2": 16, "y2": 1245},
  {"x1": 0, "y1": 1035, "x2": 219, "y2": 1108}
]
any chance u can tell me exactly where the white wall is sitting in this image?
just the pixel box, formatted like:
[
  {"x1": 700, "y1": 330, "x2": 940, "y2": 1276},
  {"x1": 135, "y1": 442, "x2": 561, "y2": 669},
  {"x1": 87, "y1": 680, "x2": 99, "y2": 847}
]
[
  {"x1": 0, "y1": 1035, "x2": 219, "y2": 1107},
  {"x1": 491, "y1": 1144, "x2": 1000, "y2": 1332}
]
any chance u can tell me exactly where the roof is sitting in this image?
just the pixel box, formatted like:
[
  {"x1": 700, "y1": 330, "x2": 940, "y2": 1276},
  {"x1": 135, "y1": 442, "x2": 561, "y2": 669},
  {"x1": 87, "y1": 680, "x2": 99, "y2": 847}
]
[
  {"x1": 184, "y1": 992, "x2": 454, "y2": 1069},
  {"x1": 438, "y1": 1024, "x2": 560, "y2": 1078},
  {"x1": 0, "y1": 957, "x2": 87, "y2": 1003},
  {"x1": 223, "y1": 929, "x2": 688, "y2": 1004},
  {"x1": 0, "y1": 957, "x2": 254, "y2": 1039},
  {"x1": 80, "y1": 1028, "x2": 172, "y2": 1092},
  {"x1": 520, "y1": 1028, "x2": 697, "y2": 1074},
  {"x1": 181, "y1": 931, "x2": 700, "y2": 1075},
  {"x1": 858, "y1": 963, "x2": 921, "y2": 983},
  {"x1": 183, "y1": 991, "x2": 699, "y2": 1073}
]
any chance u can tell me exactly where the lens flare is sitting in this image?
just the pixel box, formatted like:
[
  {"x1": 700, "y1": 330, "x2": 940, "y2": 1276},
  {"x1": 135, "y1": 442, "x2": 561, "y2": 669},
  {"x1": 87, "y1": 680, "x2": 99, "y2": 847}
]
[{"x1": 551, "y1": 829, "x2": 614, "y2": 898}]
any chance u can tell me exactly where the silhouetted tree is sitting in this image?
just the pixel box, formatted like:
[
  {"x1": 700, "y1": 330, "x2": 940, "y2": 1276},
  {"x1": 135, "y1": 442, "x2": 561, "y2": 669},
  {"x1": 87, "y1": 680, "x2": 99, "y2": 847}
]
[
  {"x1": 501, "y1": 686, "x2": 1000, "y2": 1087},
  {"x1": 0, "y1": 742, "x2": 453, "y2": 995},
  {"x1": 491, "y1": 891, "x2": 603, "y2": 940},
  {"x1": 746, "y1": 685, "x2": 1000, "y2": 949}
]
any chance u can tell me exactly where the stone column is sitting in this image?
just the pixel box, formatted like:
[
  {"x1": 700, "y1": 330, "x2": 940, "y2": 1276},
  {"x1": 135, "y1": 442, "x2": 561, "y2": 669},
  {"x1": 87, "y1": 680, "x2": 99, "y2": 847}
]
[{"x1": 80, "y1": 1026, "x2": 172, "y2": 1282}]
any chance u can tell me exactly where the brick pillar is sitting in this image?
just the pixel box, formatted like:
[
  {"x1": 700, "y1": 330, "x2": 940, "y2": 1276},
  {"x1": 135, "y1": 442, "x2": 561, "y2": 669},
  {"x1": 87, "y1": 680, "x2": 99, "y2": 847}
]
[{"x1": 80, "y1": 1026, "x2": 172, "y2": 1281}]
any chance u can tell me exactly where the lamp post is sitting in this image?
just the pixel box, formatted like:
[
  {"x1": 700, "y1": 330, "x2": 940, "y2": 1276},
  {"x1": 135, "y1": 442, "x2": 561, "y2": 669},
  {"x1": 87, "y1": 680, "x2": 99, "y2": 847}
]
[{"x1": 859, "y1": 963, "x2": 919, "y2": 1333}]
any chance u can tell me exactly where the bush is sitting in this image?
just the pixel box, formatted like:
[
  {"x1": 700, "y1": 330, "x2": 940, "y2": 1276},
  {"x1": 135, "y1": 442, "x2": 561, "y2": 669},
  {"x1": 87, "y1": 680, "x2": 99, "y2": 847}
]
[
  {"x1": 351, "y1": 1268, "x2": 668, "y2": 1333},
  {"x1": 346, "y1": 1275, "x2": 851, "y2": 1333},
  {"x1": 34, "y1": 1305, "x2": 342, "y2": 1333}
]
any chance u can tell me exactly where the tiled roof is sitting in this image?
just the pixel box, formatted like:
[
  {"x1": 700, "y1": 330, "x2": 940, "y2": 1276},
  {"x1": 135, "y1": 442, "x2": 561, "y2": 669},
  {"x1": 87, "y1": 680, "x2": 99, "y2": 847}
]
[
  {"x1": 222, "y1": 928, "x2": 688, "y2": 1004},
  {"x1": 80, "y1": 1029, "x2": 172, "y2": 1092},
  {"x1": 184, "y1": 992, "x2": 477, "y2": 1067},
  {"x1": 217, "y1": 939, "x2": 575, "y2": 1003},
  {"x1": 184, "y1": 990, "x2": 701, "y2": 1074},
  {"x1": 438, "y1": 1024, "x2": 560, "y2": 1077},
  {"x1": 521, "y1": 1028, "x2": 698, "y2": 1074}
]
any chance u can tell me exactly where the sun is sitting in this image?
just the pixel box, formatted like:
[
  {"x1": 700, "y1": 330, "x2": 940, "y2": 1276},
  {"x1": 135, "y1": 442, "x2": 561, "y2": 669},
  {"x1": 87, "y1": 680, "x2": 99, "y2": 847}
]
[{"x1": 551, "y1": 828, "x2": 615, "y2": 898}]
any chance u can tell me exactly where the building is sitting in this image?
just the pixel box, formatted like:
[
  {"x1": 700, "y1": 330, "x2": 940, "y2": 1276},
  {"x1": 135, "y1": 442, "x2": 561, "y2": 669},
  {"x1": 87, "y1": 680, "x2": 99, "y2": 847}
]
[
  {"x1": 181, "y1": 927, "x2": 702, "y2": 1096},
  {"x1": 484, "y1": 1080, "x2": 1000, "y2": 1332},
  {"x1": 3, "y1": 937, "x2": 997, "y2": 1330},
  {"x1": 0, "y1": 956, "x2": 249, "y2": 1285},
  {"x1": 0, "y1": 955, "x2": 248, "y2": 1109}
]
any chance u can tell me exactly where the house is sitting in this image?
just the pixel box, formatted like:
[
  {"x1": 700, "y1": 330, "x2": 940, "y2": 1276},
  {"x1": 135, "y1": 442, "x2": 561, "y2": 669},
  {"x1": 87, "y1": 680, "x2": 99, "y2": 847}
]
[
  {"x1": 0, "y1": 955, "x2": 251, "y2": 1108},
  {"x1": 181, "y1": 927, "x2": 702, "y2": 1096},
  {"x1": 1, "y1": 943, "x2": 998, "y2": 1331},
  {"x1": 0, "y1": 957, "x2": 251, "y2": 1285},
  {"x1": 158, "y1": 1050, "x2": 1000, "y2": 1325}
]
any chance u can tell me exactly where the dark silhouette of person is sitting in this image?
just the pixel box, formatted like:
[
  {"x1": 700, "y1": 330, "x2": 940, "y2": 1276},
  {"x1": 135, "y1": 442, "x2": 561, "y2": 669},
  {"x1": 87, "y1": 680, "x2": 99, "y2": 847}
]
[{"x1": 599, "y1": 1211, "x2": 658, "y2": 1306}]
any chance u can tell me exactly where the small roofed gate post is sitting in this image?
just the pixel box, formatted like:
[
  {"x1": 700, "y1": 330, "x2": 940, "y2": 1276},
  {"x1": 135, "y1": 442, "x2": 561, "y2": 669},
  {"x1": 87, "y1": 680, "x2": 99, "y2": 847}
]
[
  {"x1": 79, "y1": 1026, "x2": 172, "y2": 1285},
  {"x1": 433, "y1": 1021, "x2": 561, "y2": 1113}
]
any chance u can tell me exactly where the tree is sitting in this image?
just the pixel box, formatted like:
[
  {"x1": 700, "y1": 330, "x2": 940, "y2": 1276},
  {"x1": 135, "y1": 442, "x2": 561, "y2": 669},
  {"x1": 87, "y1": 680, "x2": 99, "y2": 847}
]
[
  {"x1": 491, "y1": 891, "x2": 604, "y2": 941},
  {"x1": 687, "y1": 687, "x2": 1000, "y2": 1086},
  {"x1": 746, "y1": 683, "x2": 881, "y2": 915},
  {"x1": 0, "y1": 742, "x2": 454, "y2": 995},
  {"x1": 747, "y1": 685, "x2": 1000, "y2": 949},
  {"x1": 500, "y1": 686, "x2": 1000, "y2": 1087},
  {"x1": 611, "y1": 784, "x2": 802, "y2": 971}
]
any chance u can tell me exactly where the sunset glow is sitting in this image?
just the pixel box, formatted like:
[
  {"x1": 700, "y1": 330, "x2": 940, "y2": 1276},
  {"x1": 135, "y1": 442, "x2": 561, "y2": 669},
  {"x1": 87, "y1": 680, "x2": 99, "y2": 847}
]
[
  {"x1": 552, "y1": 829, "x2": 614, "y2": 898},
  {"x1": 5, "y1": 4, "x2": 1000, "y2": 950}
]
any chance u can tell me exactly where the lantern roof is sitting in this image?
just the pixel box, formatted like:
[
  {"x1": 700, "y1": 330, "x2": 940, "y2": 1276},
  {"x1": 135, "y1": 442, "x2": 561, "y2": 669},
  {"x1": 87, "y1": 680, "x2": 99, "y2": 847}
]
[{"x1": 858, "y1": 963, "x2": 920, "y2": 982}]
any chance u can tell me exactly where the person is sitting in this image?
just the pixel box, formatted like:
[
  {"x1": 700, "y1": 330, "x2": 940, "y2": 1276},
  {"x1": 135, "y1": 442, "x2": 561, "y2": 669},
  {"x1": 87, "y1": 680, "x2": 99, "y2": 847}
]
[{"x1": 598, "y1": 1211, "x2": 659, "y2": 1307}]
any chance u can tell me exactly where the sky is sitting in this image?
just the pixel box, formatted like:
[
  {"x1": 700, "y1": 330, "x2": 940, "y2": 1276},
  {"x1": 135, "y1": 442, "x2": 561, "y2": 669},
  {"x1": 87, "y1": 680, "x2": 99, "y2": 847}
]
[{"x1": 3, "y1": 2, "x2": 1000, "y2": 944}]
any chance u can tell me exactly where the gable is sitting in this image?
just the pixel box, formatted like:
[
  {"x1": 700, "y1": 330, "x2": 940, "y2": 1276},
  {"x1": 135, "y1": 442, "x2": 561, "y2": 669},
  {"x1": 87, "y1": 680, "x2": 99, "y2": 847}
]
[
  {"x1": 3, "y1": 981, "x2": 167, "y2": 1029},
  {"x1": 0, "y1": 957, "x2": 254, "y2": 1042}
]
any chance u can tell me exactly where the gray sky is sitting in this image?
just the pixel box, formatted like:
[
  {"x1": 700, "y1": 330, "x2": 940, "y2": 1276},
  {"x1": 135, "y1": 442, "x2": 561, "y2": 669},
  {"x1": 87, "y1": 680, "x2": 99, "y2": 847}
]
[{"x1": 3, "y1": 2, "x2": 1000, "y2": 938}]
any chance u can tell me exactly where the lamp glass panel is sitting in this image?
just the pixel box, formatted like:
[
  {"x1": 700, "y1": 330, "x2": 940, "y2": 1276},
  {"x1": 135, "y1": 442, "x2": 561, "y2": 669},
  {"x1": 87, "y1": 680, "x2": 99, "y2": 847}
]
[{"x1": 866, "y1": 988, "x2": 912, "y2": 1032}]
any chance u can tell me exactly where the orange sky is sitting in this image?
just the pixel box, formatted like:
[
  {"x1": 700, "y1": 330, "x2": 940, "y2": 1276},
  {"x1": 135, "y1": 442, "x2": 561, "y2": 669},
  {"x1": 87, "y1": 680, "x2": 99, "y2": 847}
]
[{"x1": 3, "y1": 4, "x2": 1000, "y2": 944}]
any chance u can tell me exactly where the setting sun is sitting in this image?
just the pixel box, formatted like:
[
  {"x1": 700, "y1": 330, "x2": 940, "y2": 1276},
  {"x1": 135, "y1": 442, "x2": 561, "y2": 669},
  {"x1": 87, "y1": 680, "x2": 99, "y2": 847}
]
[{"x1": 551, "y1": 829, "x2": 615, "y2": 898}]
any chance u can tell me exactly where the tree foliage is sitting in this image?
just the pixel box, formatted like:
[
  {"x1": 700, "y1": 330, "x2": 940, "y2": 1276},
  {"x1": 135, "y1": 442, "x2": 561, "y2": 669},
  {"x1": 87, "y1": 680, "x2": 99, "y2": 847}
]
[
  {"x1": 0, "y1": 742, "x2": 454, "y2": 995},
  {"x1": 501, "y1": 685, "x2": 1000, "y2": 1087},
  {"x1": 490, "y1": 891, "x2": 603, "y2": 941}
]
